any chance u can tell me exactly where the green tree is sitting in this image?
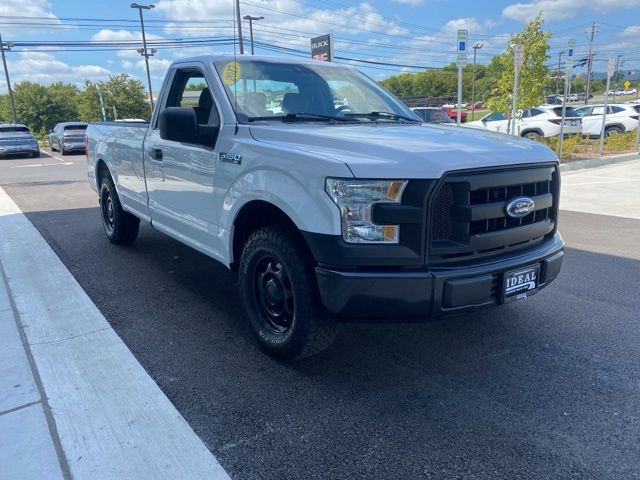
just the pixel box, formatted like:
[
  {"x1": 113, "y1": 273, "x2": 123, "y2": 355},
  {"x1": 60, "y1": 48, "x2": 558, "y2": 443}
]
[
  {"x1": 485, "y1": 14, "x2": 551, "y2": 113},
  {"x1": 0, "y1": 81, "x2": 79, "y2": 139},
  {"x1": 77, "y1": 74, "x2": 150, "y2": 121}
]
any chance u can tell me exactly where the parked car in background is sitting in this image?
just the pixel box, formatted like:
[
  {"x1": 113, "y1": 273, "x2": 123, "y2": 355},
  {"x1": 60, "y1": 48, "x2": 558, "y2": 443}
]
[
  {"x1": 466, "y1": 107, "x2": 581, "y2": 139},
  {"x1": 0, "y1": 124, "x2": 39, "y2": 159},
  {"x1": 624, "y1": 88, "x2": 637, "y2": 96},
  {"x1": 48, "y1": 122, "x2": 88, "y2": 155},
  {"x1": 441, "y1": 105, "x2": 467, "y2": 122},
  {"x1": 411, "y1": 107, "x2": 453, "y2": 124},
  {"x1": 546, "y1": 94, "x2": 562, "y2": 105},
  {"x1": 573, "y1": 103, "x2": 639, "y2": 137}
]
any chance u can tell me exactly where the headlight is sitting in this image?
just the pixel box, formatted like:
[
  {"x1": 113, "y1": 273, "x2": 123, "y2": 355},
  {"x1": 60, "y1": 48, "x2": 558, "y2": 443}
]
[{"x1": 325, "y1": 178, "x2": 408, "y2": 244}]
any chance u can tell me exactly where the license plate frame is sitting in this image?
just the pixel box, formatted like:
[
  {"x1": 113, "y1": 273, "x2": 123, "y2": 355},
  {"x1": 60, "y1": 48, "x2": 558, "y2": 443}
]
[{"x1": 502, "y1": 264, "x2": 540, "y2": 303}]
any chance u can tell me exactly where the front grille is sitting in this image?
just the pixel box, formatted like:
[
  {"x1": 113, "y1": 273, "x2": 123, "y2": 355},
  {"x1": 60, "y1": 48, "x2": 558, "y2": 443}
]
[{"x1": 428, "y1": 165, "x2": 558, "y2": 264}]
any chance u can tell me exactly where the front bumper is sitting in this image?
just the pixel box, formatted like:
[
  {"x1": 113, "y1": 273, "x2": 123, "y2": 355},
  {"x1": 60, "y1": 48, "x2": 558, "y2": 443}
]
[{"x1": 316, "y1": 233, "x2": 564, "y2": 320}]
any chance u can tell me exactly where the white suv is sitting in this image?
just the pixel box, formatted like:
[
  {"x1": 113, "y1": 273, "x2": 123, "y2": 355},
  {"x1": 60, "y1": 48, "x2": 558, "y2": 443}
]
[
  {"x1": 573, "y1": 104, "x2": 639, "y2": 137},
  {"x1": 466, "y1": 107, "x2": 581, "y2": 139}
]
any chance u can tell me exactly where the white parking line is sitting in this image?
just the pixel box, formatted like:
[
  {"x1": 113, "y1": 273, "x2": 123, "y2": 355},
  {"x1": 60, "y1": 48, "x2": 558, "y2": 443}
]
[
  {"x1": 11, "y1": 162, "x2": 74, "y2": 169},
  {"x1": 40, "y1": 149, "x2": 65, "y2": 162},
  {"x1": 0, "y1": 186, "x2": 230, "y2": 480}
]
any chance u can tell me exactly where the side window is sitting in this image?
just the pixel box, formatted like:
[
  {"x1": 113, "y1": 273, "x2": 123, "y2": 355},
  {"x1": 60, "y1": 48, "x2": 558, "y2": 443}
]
[
  {"x1": 529, "y1": 108, "x2": 544, "y2": 117},
  {"x1": 610, "y1": 106, "x2": 624, "y2": 114},
  {"x1": 166, "y1": 69, "x2": 218, "y2": 126},
  {"x1": 592, "y1": 106, "x2": 604, "y2": 115}
]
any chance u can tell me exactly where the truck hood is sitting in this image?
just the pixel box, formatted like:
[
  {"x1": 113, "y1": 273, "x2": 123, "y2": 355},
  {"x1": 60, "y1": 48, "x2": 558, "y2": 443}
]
[{"x1": 248, "y1": 123, "x2": 557, "y2": 178}]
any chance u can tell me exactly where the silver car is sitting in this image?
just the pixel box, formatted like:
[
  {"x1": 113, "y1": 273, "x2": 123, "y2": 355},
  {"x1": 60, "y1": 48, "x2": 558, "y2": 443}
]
[
  {"x1": 0, "y1": 124, "x2": 39, "y2": 159},
  {"x1": 48, "y1": 122, "x2": 88, "y2": 155}
]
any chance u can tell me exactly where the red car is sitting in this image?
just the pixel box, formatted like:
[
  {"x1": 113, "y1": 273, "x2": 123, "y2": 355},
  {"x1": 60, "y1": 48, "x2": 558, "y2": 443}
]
[{"x1": 442, "y1": 106, "x2": 467, "y2": 122}]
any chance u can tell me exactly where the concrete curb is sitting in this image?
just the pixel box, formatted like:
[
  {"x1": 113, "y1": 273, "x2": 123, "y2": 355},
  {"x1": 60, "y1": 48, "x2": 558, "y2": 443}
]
[{"x1": 559, "y1": 152, "x2": 640, "y2": 172}]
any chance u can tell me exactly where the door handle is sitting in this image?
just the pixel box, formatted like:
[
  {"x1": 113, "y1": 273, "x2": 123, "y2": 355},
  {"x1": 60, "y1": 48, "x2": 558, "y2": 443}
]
[{"x1": 151, "y1": 148, "x2": 163, "y2": 160}]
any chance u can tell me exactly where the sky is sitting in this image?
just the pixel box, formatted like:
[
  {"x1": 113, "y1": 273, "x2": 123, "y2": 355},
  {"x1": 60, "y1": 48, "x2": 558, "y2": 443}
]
[{"x1": 0, "y1": 0, "x2": 639, "y2": 94}]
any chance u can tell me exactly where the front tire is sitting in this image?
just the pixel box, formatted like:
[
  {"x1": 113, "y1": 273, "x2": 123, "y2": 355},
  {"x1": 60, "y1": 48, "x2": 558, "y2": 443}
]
[
  {"x1": 605, "y1": 126, "x2": 623, "y2": 137},
  {"x1": 239, "y1": 226, "x2": 337, "y2": 361},
  {"x1": 99, "y1": 175, "x2": 139, "y2": 245},
  {"x1": 523, "y1": 131, "x2": 541, "y2": 140}
]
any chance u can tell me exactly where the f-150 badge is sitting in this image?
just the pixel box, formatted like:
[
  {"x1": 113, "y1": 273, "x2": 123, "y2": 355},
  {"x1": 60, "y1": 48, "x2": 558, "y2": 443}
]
[{"x1": 220, "y1": 152, "x2": 242, "y2": 165}]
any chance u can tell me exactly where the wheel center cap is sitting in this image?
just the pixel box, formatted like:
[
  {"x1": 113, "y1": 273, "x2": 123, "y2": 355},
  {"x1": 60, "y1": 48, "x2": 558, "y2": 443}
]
[{"x1": 265, "y1": 278, "x2": 284, "y2": 305}]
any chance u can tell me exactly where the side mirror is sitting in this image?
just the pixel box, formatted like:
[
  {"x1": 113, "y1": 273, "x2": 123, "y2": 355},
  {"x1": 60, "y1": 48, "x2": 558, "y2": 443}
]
[{"x1": 159, "y1": 107, "x2": 217, "y2": 146}]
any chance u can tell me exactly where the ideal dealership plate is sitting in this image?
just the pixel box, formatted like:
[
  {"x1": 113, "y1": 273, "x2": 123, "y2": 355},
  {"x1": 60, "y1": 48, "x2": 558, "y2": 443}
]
[{"x1": 502, "y1": 264, "x2": 540, "y2": 303}]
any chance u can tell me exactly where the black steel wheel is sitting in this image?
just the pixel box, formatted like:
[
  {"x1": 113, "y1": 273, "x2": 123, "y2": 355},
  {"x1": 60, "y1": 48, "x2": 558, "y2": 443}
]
[
  {"x1": 99, "y1": 174, "x2": 139, "y2": 245},
  {"x1": 239, "y1": 226, "x2": 337, "y2": 360}
]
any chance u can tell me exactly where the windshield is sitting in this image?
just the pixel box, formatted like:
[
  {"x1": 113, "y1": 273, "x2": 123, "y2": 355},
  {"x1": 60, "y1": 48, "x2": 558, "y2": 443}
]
[{"x1": 214, "y1": 59, "x2": 419, "y2": 123}]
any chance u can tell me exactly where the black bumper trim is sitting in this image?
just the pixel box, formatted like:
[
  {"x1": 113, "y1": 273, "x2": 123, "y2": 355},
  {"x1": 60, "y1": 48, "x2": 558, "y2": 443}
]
[{"x1": 316, "y1": 233, "x2": 564, "y2": 320}]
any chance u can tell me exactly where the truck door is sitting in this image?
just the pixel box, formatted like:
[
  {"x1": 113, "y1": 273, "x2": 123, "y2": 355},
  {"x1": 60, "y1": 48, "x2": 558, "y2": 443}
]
[{"x1": 144, "y1": 63, "x2": 222, "y2": 259}]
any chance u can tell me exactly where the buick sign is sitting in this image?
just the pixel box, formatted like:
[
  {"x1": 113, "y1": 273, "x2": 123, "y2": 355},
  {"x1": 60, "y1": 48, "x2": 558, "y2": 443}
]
[
  {"x1": 311, "y1": 34, "x2": 333, "y2": 62},
  {"x1": 506, "y1": 197, "x2": 535, "y2": 218}
]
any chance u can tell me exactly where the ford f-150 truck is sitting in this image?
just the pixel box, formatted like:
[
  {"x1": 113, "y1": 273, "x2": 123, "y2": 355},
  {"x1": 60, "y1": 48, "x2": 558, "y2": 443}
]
[{"x1": 86, "y1": 55, "x2": 564, "y2": 360}]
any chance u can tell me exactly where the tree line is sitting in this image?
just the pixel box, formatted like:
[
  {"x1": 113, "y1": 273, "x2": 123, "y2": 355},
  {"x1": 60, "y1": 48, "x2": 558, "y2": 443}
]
[{"x1": 0, "y1": 74, "x2": 150, "y2": 140}]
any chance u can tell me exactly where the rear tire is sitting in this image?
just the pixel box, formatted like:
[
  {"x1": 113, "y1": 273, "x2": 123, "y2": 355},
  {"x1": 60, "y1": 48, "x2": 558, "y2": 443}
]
[
  {"x1": 239, "y1": 226, "x2": 337, "y2": 361},
  {"x1": 99, "y1": 175, "x2": 139, "y2": 245},
  {"x1": 32, "y1": 151, "x2": 40, "y2": 158}
]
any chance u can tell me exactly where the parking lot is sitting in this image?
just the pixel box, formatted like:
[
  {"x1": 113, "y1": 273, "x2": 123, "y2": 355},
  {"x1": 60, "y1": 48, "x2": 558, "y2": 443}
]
[{"x1": 1, "y1": 149, "x2": 639, "y2": 479}]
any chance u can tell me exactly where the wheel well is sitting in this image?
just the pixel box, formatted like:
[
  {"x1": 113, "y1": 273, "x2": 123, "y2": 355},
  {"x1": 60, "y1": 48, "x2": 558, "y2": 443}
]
[
  {"x1": 605, "y1": 124, "x2": 624, "y2": 132},
  {"x1": 96, "y1": 159, "x2": 110, "y2": 188},
  {"x1": 231, "y1": 201, "x2": 313, "y2": 271},
  {"x1": 521, "y1": 129, "x2": 543, "y2": 137}
]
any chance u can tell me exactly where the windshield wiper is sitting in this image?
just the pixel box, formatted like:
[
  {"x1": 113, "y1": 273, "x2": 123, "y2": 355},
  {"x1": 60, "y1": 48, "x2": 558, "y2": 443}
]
[
  {"x1": 344, "y1": 111, "x2": 420, "y2": 122},
  {"x1": 248, "y1": 112, "x2": 353, "y2": 122}
]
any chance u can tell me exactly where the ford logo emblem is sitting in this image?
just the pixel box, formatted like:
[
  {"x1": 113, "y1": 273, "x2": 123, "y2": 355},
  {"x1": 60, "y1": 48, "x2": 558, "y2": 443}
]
[{"x1": 506, "y1": 197, "x2": 535, "y2": 218}]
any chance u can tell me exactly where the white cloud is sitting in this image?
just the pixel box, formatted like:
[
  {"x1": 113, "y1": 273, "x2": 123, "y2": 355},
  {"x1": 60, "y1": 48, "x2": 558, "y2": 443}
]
[
  {"x1": 2, "y1": 52, "x2": 111, "y2": 90},
  {"x1": 155, "y1": 0, "x2": 408, "y2": 38},
  {"x1": 503, "y1": 0, "x2": 640, "y2": 22},
  {"x1": 443, "y1": 17, "x2": 483, "y2": 33},
  {"x1": 0, "y1": 0, "x2": 61, "y2": 34},
  {"x1": 90, "y1": 29, "x2": 165, "y2": 59}
]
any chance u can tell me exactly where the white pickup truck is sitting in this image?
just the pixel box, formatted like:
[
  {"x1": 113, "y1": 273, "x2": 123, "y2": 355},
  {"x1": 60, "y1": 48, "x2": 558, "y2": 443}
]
[{"x1": 87, "y1": 55, "x2": 564, "y2": 360}]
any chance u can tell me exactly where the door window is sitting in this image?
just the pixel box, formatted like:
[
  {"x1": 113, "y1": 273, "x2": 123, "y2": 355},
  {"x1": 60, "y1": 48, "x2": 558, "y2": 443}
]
[{"x1": 166, "y1": 69, "x2": 219, "y2": 126}]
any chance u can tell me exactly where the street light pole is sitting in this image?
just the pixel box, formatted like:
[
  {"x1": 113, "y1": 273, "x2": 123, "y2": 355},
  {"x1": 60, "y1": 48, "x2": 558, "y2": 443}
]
[
  {"x1": 130, "y1": 3, "x2": 155, "y2": 112},
  {"x1": 0, "y1": 33, "x2": 17, "y2": 124},
  {"x1": 243, "y1": 15, "x2": 264, "y2": 55},
  {"x1": 556, "y1": 50, "x2": 566, "y2": 95},
  {"x1": 471, "y1": 43, "x2": 483, "y2": 121}
]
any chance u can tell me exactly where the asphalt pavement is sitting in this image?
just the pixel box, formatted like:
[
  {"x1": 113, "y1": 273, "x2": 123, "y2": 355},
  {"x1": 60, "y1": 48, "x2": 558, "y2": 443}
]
[{"x1": 1, "y1": 149, "x2": 639, "y2": 479}]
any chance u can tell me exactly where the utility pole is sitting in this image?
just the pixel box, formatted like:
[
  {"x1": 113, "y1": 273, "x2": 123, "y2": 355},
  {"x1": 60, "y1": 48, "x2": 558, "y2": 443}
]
[
  {"x1": 471, "y1": 43, "x2": 483, "y2": 121},
  {"x1": 584, "y1": 21, "x2": 596, "y2": 105},
  {"x1": 614, "y1": 55, "x2": 622, "y2": 91},
  {"x1": 243, "y1": 15, "x2": 263, "y2": 55},
  {"x1": 235, "y1": 0, "x2": 244, "y2": 54},
  {"x1": 130, "y1": 3, "x2": 155, "y2": 112},
  {"x1": 0, "y1": 33, "x2": 17, "y2": 124},
  {"x1": 556, "y1": 50, "x2": 566, "y2": 95}
]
